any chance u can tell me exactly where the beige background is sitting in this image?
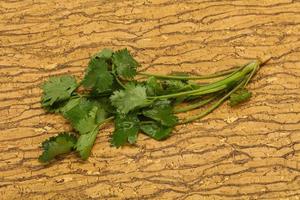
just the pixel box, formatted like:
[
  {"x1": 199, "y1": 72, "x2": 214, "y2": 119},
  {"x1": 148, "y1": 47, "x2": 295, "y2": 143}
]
[{"x1": 1, "y1": 0, "x2": 300, "y2": 199}]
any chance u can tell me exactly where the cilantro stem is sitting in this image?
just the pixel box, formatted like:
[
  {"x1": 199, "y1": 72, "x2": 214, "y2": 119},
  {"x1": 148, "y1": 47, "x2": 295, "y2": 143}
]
[
  {"x1": 188, "y1": 84, "x2": 228, "y2": 97},
  {"x1": 139, "y1": 121, "x2": 154, "y2": 125},
  {"x1": 138, "y1": 67, "x2": 241, "y2": 80},
  {"x1": 112, "y1": 64, "x2": 126, "y2": 89},
  {"x1": 115, "y1": 76, "x2": 126, "y2": 88},
  {"x1": 149, "y1": 60, "x2": 259, "y2": 100},
  {"x1": 179, "y1": 78, "x2": 248, "y2": 124},
  {"x1": 80, "y1": 92, "x2": 111, "y2": 98},
  {"x1": 97, "y1": 116, "x2": 114, "y2": 129},
  {"x1": 177, "y1": 59, "x2": 264, "y2": 124},
  {"x1": 173, "y1": 96, "x2": 216, "y2": 113},
  {"x1": 102, "y1": 116, "x2": 114, "y2": 125}
]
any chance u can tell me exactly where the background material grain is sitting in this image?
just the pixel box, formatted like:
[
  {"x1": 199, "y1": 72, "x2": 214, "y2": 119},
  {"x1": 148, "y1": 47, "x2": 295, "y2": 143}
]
[{"x1": 1, "y1": 0, "x2": 300, "y2": 199}]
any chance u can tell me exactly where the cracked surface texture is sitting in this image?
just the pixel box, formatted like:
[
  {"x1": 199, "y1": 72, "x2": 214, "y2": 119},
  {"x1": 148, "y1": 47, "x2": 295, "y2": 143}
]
[{"x1": 0, "y1": 0, "x2": 300, "y2": 199}]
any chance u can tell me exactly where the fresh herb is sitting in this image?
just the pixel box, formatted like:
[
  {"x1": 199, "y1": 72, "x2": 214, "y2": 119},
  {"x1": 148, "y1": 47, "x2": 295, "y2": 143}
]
[
  {"x1": 39, "y1": 48, "x2": 265, "y2": 163},
  {"x1": 81, "y1": 57, "x2": 113, "y2": 93},
  {"x1": 41, "y1": 75, "x2": 77, "y2": 109},
  {"x1": 110, "y1": 83, "x2": 150, "y2": 114},
  {"x1": 229, "y1": 88, "x2": 252, "y2": 106},
  {"x1": 140, "y1": 121, "x2": 172, "y2": 140},
  {"x1": 142, "y1": 100, "x2": 177, "y2": 127},
  {"x1": 112, "y1": 48, "x2": 139, "y2": 79},
  {"x1": 146, "y1": 76, "x2": 163, "y2": 96},
  {"x1": 39, "y1": 133, "x2": 77, "y2": 163},
  {"x1": 111, "y1": 113, "x2": 140, "y2": 147},
  {"x1": 75, "y1": 127, "x2": 99, "y2": 160}
]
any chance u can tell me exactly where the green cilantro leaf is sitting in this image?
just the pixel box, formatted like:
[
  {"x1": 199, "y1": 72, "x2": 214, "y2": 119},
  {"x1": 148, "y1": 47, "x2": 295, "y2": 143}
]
[
  {"x1": 75, "y1": 127, "x2": 100, "y2": 160},
  {"x1": 63, "y1": 98, "x2": 94, "y2": 130},
  {"x1": 110, "y1": 83, "x2": 150, "y2": 114},
  {"x1": 229, "y1": 88, "x2": 252, "y2": 107},
  {"x1": 74, "y1": 106, "x2": 98, "y2": 134},
  {"x1": 111, "y1": 113, "x2": 139, "y2": 147},
  {"x1": 142, "y1": 100, "x2": 178, "y2": 127},
  {"x1": 71, "y1": 100, "x2": 109, "y2": 160},
  {"x1": 146, "y1": 76, "x2": 163, "y2": 96},
  {"x1": 160, "y1": 80, "x2": 198, "y2": 103},
  {"x1": 162, "y1": 80, "x2": 189, "y2": 94},
  {"x1": 94, "y1": 103, "x2": 109, "y2": 123},
  {"x1": 93, "y1": 48, "x2": 113, "y2": 59},
  {"x1": 42, "y1": 95, "x2": 81, "y2": 114},
  {"x1": 39, "y1": 132, "x2": 77, "y2": 163},
  {"x1": 81, "y1": 57, "x2": 113, "y2": 93},
  {"x1": 63, "y1": 98, "x2": 107, "y2": 134},
  {"x1": 140, "y1": 121, "x2": 173, "y2": 140},
  {"x1": 59, "y1": 97, "x2": 81, "y2": 114},
  {"x1": 41, "y1": 75, "x2": 77, "y2": 108},
  {"x1": 112, "y1": 48, "x2": 139, "y2": 79},
  {"x1": 91, "y1": 97, "x2": 116, "y2": 115}
]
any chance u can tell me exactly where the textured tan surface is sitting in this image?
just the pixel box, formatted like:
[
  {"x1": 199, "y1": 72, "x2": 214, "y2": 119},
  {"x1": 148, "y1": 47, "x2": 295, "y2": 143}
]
[{"x1": 1, "y1": 0, "x2": 300, "y2": 199}]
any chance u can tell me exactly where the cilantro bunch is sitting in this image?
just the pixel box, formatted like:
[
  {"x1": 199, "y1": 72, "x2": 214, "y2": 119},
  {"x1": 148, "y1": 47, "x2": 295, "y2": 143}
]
[{"x1": 39, "y1": 48, "x2": 262, "y2": 163}]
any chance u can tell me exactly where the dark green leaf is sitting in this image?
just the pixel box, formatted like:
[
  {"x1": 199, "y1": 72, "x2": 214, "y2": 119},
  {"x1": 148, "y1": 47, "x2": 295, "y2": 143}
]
[
  {"x1": 93, "y1": 48, "x2": 113, "y2": 59},
  {"x1": 82, "y1": 57, "x2": 113, "y2": 93},
  {"x1": 95, "y1": 103, "x2": 109, "y2": 123},
  {"x1": 229, "y1": 88, "x2": 252, "y2": 107},
  {"x1": 112, "y1": 48, "x2": 139, "y2": 79},
  {"x1": 72, "y1": 100, "x2": 108, "y2": 159},
  {"x1": 63, "y1": 98, "x2": 107, "y2": 134},
  {"x1": 59, "y1": 96, "x2": 81, "y2": 113},
  {"x1": 75, "y1": 127, "x2": 99, "y2": 160},
  {"x1": 44, "y1": 95, "x2": 83, "y2": 114},
  {"x1": 110, "y1": 83, "x2": 150, "y2": 114},
  {"x1": 146, "y1": 76, "x2": 163, "y2": 96},
  {"x1": 92, "y1": 97, "x2": 116, "y2": 115},
  {"x1": 161, "y1": 80, "x2": 191, "y2": 95},
  {"x1": 39, "y1": 133, "x2": 77, "y2": 163},
  {"x1": 142, "y1": 100, "x2": 178, "y2": 127},
  {"x1": 63, "y1": 98, "x2": 93, "y2": 128},
  {"x1": 42, "y1": 101, "x2": 65, "y2": 113},
  {"x1": 74, "y1": 106, "x2": 98, "y2": 134},
  {"x1": 140, "y1": 121, "x2": 172, "y2": 140},
  {"x1": 41, "y1": 75, "x2": 77, "y2": 108},
  {"x1": 111, "y1": 113, "x2": 139, "y2": 147}
]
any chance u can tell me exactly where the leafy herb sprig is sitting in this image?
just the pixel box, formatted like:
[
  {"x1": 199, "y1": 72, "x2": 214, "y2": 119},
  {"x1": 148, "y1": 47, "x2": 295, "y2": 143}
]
[{"x1": 39, "y1": 48, "x2": 264, "y2": 163}]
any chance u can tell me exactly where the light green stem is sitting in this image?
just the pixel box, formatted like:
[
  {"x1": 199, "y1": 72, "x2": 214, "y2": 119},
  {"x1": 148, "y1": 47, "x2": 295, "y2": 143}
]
[
  {"x1": 99, "y1": 116, "x2": 114, "y2": 127},
  {"x1": 173, "y1": 96, "x2": 216, "y2": 113},
  {"x1": 138, "y1": 67, "x2": 240, "y2": 80},
  {"x1": 148, "y1": 60, "x2": 259, "y2": 100},
  {"x1": 179, "y1": 78, "x2": 248, "y2": 124}
]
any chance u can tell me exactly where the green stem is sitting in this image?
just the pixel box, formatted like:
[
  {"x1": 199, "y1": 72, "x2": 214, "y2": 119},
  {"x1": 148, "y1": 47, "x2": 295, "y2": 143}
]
[
  {"x1": 99, "y1": 116, "x2": 114, "y2": 127},
  {"x1": 112, "y1": 64, "x2": 126, "y2": 88},
  {"x1": 148, "y1": 60, "x2": 259, "y2": 100},
  {"x1": 244, "y1": 60, "x2": 261, "y2": 86},
  {"x1": 138, "y1": 67, "x2": 240, "y2": 80},
  {"x1": 98, "y1": 116, "x2": 114, "y2": 128},
  {"x1": 188, "y1": 84, "x2": 228, "y2": 97},
  {"x1": 139, "y1": 121, "x2": 154, "y2": 125},
  {"x1": 179, "y1": 78, "x2": 248, "y2": 124},
  {"x1": 80, "y1": 92, "x2": 111, "y2": 98},
  {"x1": 173, "y1": 96, "x2": 216, "y2": 113}
]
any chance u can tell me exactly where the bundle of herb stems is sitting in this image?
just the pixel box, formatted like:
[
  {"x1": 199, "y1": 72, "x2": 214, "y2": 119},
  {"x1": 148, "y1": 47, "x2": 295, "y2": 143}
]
[{"x1": 39, "y1": 48, "x2": 268, "y2": 163}]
